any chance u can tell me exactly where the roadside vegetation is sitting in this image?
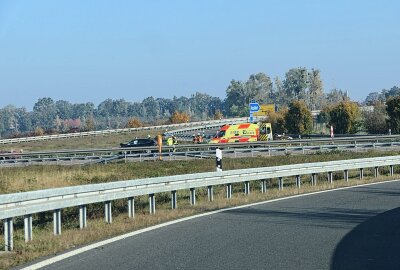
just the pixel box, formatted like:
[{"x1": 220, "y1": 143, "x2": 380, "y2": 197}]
[{"x1": 0, "y1": 150, "x2": 399, "y2": 269}]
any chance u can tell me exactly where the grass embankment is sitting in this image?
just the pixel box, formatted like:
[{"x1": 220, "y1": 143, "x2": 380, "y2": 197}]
[{"x1": 0, "y1": 150, "x2": 399, "y2": 269}]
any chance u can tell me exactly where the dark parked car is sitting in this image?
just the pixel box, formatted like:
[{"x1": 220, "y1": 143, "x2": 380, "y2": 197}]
[{"x1": 120, "y1": 138, "x2": 157, "y2": 148}]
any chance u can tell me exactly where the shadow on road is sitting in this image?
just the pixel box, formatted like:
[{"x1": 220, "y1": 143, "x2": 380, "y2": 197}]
[
  {"x1": 224, "y1": 206, "x2": 381, "y2": 230},
  {"x1": 331, "y1": 207, "x2": 400, "y2": 270}
]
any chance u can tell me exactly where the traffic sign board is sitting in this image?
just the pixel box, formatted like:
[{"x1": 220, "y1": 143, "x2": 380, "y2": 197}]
[{"x1": 249, "y1": 103, "x2": 260, "y2": 113}]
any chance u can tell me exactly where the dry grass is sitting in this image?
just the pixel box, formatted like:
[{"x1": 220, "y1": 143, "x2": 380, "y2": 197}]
[
  {"x1": 0, "y1": 150, "x2": 396, "y2": 194},
  {"x1": 0, "y1": 130, "x2": 154, "y2": 152},
  {"x1": 0, "y1": 151, "x2": 399, "y2": 269}
]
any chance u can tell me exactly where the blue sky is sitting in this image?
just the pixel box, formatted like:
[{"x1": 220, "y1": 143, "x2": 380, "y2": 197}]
[{"x1": 0, "y1": 0, "x2": 399, "y2": 109}]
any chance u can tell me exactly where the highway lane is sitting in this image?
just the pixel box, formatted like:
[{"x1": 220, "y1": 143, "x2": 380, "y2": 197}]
[{"x1": 31, "y1": 181, "x2": 400, "y2": 270}]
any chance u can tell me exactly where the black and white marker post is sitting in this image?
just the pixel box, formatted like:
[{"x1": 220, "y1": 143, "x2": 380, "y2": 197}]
[{"x1": 216, "y1": 148, "x2": 222, "y2": 172}]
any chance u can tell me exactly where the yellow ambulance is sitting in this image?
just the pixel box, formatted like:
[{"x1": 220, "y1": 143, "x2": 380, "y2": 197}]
[{"x1": 210, "y1": 122, "x2": 272, "y2": 143}]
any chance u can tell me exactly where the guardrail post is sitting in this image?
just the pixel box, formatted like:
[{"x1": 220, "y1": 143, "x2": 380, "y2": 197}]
[
  {"x1": 190, "y1": 188, "x2": 196, "y2": 205},
  {"x1": 149, "y1": 194, "x2": 156, "y2": 214},
  {"x1": 53, "y1": 209, "x2": 62, "y2": 235},
  {"x1": 79, "y1": 205, "x2": 87, "y2": 229},
  {"x1": 311, "y1": 173, "x2": 317, "y2": 186},
  {"x1": 104, "y1": 201, "x2": 112, "y2": 224},
  {"x1": 244, "y1": 181, "x2": 250, "y2": 195},
  {"x1": 4, "y1": 218, "x2": 13, "y2": 251},
  {"x1": 344, "y1": 170, "x2": 349, "y2": 182},
  {"x1": 171, "y1": 191, "x2": 177, "y2": 209},
  {"x1": 24, "y1": 214, "x2": 33, "y2": 242},
  {"x1": 390, "y1": 165, "x2": 394, "y2": 176},
  {"x1": 296, "y1": 175, "x2": 301, "y2": 188},
  {"x1": 128, "y1": 197, "x2": 135, "y2": 218},
  {"x1": 328, "y1": 172, "x2": 333, "y2": 184},
  {"x1": 374, "y1": 167, "x2": 379, "y2": 178},
  {"x1": 261, "y1": 179, "x2": 267, "y2": 193},
  {"x1": 207, "y1": 186, "x2": 214, "y2": 202},
  {"x1": 226, "y1": 183, "x2": 232, "y2": 199},
  {"x1": 360, "y1": 168, "x2": 364, "y2": 179},
  {"x1": 278, "y1": 177, "x2": 283, "y2": 190}
]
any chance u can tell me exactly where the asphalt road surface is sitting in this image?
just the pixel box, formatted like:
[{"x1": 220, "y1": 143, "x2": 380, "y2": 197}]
[{"x1": 33, "y1": 181, "x2": 400, "y2": 270}]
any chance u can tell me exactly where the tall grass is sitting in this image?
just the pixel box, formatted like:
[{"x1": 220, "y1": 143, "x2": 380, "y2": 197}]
[{"x1": 0, "y1": 150, "x2": 397, "y2": 194}]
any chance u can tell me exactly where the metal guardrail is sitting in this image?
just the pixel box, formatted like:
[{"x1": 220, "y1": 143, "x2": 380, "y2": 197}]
[
  {"x1": 0, "y1": 117, "x2": 248, "y2": 145},
  {"x1": 1, "y1": 138, "x2": 400, "y2": 166},
  {"x1": 1, "y1": 155, "x2": 399, "y2": 250}
]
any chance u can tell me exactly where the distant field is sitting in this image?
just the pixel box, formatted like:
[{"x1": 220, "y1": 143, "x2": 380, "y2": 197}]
[{"x1": 0, "y1": 130, "x2": 156, "y2": 152}]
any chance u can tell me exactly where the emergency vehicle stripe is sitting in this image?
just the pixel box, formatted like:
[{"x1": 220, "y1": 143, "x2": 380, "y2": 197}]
[{"x1": 238, "y1": 123, "x2": 251, "y2": 129}]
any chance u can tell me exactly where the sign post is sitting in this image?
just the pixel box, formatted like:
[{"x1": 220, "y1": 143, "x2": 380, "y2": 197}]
[
  {"x1": 249, "y1": 102, "x2": 260, "y2": 123},
  {"x1": 216, "y1": 148, "x2": 222, "y2": 172}
]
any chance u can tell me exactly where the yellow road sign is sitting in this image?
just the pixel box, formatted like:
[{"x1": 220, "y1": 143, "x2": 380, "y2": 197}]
[{"x1": 253, "y1": 104, "x2": 275, "y2": 116}]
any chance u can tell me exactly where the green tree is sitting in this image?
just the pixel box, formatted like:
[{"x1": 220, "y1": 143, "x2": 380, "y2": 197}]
[
  {"x1": 327, "y1": 101, "x2": 361, "y2": 134},
  {"x1": 364, "y1": 92, "x2": 384, "y2": 105},
  {"x1": 141, "y1": 97, "x2": 160, "y2": 120},
  {"x1": 55, "y1": 100, "x2": 73, "y2": 119},
  {"x1": 274, "y1": 77, "x2": 286, "y2": 107},
  {"x1": 225, "y1": 80, "x2": 247, "y2": 117},
  {"x1": 307, "y1": 69, "x2": 325, "y2": 110},
  {"x1": 84, "y1": 115, "x2": 96, "y2": 131},
  {"x1": 33, "y1": 97, "x2": 57, "y2": 130},
  {"x1": 326, "y1": 89, "x2": 349, "y2": 105},
  {"x1": 283, "y1": 67, "x2": 308, "y2": 102},
  {"x1": 156, "y1": 98, "x2": 174, "y2": 118},
  {"x1": 15, "y1": 107, "x2": 32, "y2": 134},
  {"x1": 383, "y1": 86, "x2": 400, "y2": 99},
  {"x1": 72, "y1": 102, "x2": 95, "y2": 119},
  {"x1": 245, "y1": 73, "x2": 274, "y2": 104},
  {"x1": 386, "y1": 96, "x2": 400, "y2": 133},
  {"x1": 268, "y1": 109, "x2": 287, "y2": 134},
  {"x1": 190, "y1": 92, "x2": 214, "y2": 120},
  {"x1": 363, "y1": 102, "x2": 387, "y2": 134},
  {"x1": 284, "y1": 100, "x2": 312, "y2": 134}
]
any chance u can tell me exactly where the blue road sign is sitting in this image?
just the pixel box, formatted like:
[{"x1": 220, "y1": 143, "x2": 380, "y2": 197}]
[{"x1": 249, "y1": 103, "x2": 260, "y2": 113}]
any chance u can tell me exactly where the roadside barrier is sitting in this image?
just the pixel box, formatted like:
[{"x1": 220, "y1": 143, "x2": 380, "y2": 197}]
[{"x1": 1, "y1": 155, "x2": 399, "y2": 251}]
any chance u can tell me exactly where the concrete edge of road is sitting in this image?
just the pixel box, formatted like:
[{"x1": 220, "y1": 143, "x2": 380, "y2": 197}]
[{"x1": 20, "y1": 178, "x2": 400, "y2": 270}]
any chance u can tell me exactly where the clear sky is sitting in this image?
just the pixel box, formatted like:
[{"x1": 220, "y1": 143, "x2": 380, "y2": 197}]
[{"x1": 0, "y1": 0, "x2": 399, "y2": 109}]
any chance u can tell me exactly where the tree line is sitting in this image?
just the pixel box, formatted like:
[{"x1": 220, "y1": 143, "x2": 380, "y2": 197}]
[
  {"x1": 0, "y1": 67, "x2": 398, "y2": 138},
  {"x1": 270, "y1": 96, "x2": 400, "y2": 136}
]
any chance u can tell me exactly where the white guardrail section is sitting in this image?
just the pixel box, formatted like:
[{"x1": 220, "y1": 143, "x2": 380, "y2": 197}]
[
  {"x1": 0, "y1": 117, "x2": 248, "y2": 145},
  {"x1": 1, "y1": 155, "x2": 399, "y2": 250}
]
